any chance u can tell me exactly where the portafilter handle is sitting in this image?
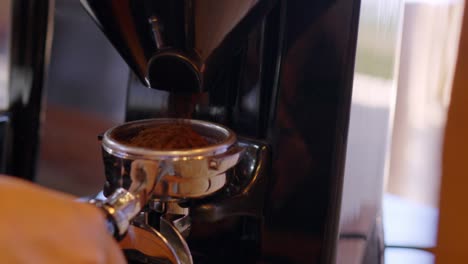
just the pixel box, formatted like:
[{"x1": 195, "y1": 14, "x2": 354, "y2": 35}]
[
  {"x1": 88, "y1": 188, "x2": 143, "y2": 240},
  {"x1": 86, "y1": 192, "x2": 192, "y2": 264}
]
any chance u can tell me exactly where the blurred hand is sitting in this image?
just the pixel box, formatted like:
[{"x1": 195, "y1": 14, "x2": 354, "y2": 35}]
[{"x1": 0, "y1": 175, "x2": 125, "y2": 264}]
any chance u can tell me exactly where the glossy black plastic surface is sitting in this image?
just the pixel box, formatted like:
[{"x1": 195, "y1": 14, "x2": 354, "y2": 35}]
[
  {"x1": 6, "y1": 0, "x2": 51, "y2": 180},
  {"x1": 0, "y1": 113, "x2": 10, "y2": 173},
  {"x1": 265, "y1": 1, "x2": 361, "y2": 263}
]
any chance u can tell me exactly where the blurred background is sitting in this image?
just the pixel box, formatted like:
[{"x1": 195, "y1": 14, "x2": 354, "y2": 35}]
[
  {"x1": 0, "y1": 1, "x2": 10, "y2": 110},
  {"x1": 35, "y1": 0, "x2": 128, "y2": 196},
  {"x1": 340, "y1": 0, "x2": 464, "y2": 263},
  {"x1": 31, "y1": 0, "x2": 465, "y2": 263}
]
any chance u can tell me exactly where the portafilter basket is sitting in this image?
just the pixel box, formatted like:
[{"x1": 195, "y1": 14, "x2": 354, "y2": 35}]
[{"x1": 101, "y1": 118, "x2": 244, "y2": 200}]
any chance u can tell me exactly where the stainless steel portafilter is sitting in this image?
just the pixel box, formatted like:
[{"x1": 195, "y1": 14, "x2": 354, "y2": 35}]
[{"x1": 91, "y1": 118, "x2": 243, "y2": 239}]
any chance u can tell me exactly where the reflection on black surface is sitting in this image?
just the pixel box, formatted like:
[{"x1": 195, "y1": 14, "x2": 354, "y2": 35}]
[{"x1": 263, "y1": 0, "x2": 359, "y2": 262}]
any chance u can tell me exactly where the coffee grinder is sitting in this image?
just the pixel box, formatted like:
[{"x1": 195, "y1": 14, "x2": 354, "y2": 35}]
[{"x1": 79, "y1": 0, "x2": 362, "y2": 263}]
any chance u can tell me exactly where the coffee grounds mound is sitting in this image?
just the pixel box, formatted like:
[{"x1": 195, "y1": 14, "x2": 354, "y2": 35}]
[{"x1": 127, "y1": 123, "x2": 209, "y2": 150}]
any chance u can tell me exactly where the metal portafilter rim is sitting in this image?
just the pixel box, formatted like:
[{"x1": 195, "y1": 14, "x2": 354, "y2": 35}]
[{"x1": 102, "y1": 118, "x2": 237, "y2": 160}]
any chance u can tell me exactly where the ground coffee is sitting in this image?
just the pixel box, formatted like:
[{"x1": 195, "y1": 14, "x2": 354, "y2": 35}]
[{"x1": 128, "y1": 123, "x2": 209, "y2": 150}]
